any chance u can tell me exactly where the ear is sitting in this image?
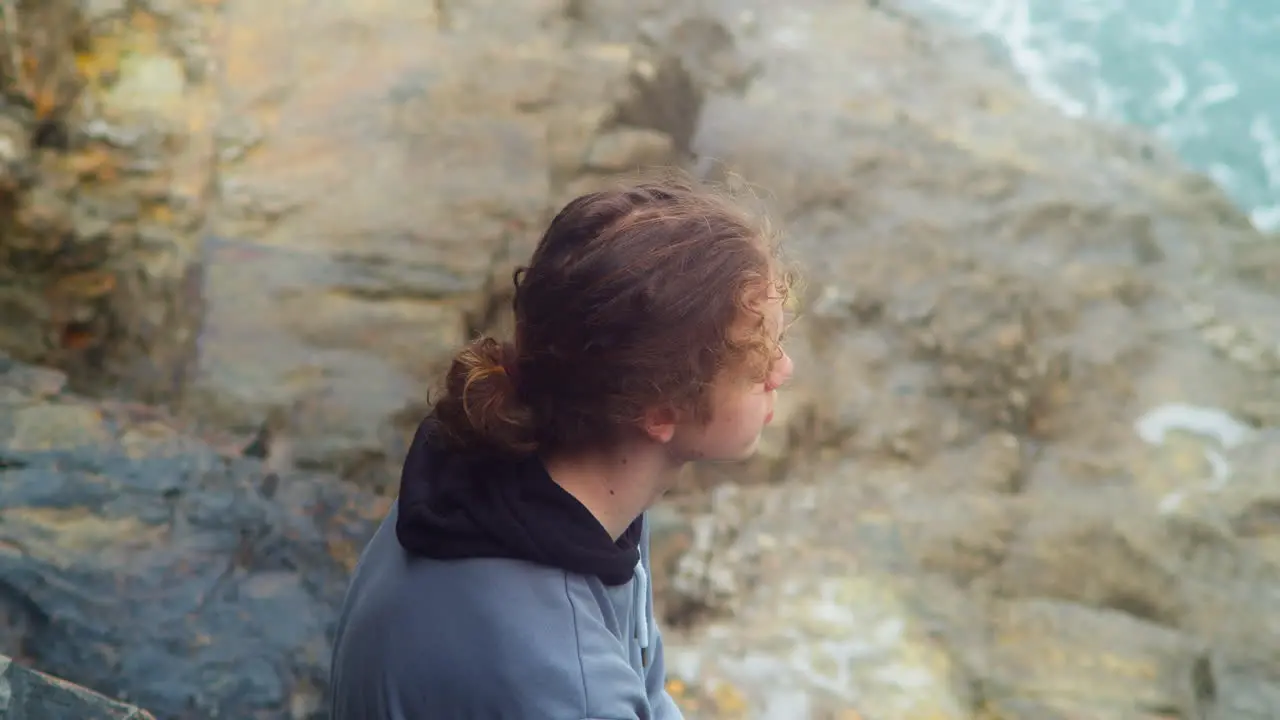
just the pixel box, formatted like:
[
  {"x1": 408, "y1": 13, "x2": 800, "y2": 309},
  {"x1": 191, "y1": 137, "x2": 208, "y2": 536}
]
[{"x1": 640, "y1": 405, "x2": 679, "y2": 444}]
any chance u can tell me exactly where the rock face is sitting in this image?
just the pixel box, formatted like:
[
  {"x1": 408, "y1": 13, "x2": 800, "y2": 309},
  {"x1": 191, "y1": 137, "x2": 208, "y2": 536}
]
[
  {"x1": 0, "y1": 353, "x2": 384, "y2": 718},
  {"x1": 194, "y1": 0, "x2": 697, "y2": 485},
  {"x1": 0, "y1": 0, "x2": 217, "y2": 403},
  {"x1": 3, "y1": 0, "x2": 1280, "y2": 718},
  {"x1": 0, "y1": 653, "x2": 153, "y2": 719},
  {"x1": 627, "y1": 0, "x2": 1280, "y2": 718}
]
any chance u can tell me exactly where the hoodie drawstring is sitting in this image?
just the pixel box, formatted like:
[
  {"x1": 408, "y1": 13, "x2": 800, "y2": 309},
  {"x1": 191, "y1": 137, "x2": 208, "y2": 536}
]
[{"x1": 633, "y1": 560, "x2": 651, "y2": 667}]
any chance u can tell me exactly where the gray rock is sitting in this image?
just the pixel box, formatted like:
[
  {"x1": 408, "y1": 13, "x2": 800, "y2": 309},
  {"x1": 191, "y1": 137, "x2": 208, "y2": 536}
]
[
  {"x1": 0, "y1": 653, "x2": 153, "y2": 720},
  {"x1": 0, "y1": 357, "x2": 384, "y2": 718}
]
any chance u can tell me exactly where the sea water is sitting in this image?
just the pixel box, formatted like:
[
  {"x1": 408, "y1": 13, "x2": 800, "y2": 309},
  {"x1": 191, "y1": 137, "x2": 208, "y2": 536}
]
[{"x1": 907, "y1": 0, "x2": 1280, "y2": 231}]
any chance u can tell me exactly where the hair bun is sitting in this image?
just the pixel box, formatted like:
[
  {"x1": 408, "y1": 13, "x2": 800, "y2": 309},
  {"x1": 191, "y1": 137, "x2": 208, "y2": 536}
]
[{"x1": 432, "y1": 336, "x2": 537, "y2": 455}]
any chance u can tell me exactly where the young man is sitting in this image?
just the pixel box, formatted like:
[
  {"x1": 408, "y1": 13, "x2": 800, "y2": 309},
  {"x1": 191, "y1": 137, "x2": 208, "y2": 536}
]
[{"x1": 329, "y1": 179, "x2": 795, "y2": 719}]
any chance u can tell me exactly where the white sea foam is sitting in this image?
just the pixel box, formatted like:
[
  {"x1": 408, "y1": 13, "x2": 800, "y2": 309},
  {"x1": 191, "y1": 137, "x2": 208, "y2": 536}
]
[{"x1": 908, "y1": 0, "x2": 1280, "y2": 232}]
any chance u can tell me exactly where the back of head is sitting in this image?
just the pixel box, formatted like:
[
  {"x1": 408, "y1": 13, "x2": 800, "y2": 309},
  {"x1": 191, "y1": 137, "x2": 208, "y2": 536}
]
[{"x1": 428, "y1": 175, "x2": 791, "y2": 458}]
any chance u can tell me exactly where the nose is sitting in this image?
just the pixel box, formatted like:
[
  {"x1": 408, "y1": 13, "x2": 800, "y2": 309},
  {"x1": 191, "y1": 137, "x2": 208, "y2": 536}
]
[{"x1": 764, "y1": 348, "x2": 794, "y2": 392}]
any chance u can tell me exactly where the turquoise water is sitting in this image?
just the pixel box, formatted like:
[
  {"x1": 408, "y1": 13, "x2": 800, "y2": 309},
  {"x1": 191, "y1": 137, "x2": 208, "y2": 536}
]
[{"x1": 911, "y1": 0, "x2": 1280, "y2": 231}]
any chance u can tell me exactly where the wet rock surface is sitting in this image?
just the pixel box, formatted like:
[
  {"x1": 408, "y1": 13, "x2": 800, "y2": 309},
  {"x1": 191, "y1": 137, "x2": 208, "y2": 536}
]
[
  {"x1": 0, "y1": 353, "x2": 384, "y2": 718},
  {"x1": 0, "y1": 652, "x2": 154, "y2": 719}
]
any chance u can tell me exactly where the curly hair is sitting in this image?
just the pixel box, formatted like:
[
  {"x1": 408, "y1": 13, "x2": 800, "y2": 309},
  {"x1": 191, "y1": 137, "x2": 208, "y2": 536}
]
[{"x1": 428, "y1": 176, "x2": 795, "y2": 457}]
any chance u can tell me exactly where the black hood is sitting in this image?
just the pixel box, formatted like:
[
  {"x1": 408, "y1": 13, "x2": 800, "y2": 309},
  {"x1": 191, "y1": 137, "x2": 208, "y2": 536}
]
[{"x1": 395, "y1": 419, "x2": 643, "y2": 586}]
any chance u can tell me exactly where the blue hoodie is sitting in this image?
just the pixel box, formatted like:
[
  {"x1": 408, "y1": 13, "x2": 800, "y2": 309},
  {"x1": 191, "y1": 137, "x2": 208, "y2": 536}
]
[{"x1": 328, "y1": 420, "x2": 685, "y2": 720}]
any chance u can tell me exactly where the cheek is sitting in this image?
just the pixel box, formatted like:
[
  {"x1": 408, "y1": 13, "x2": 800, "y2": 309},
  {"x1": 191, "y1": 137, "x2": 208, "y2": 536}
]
[
  {"x1": 718, "y1": 395, "x2": 768, "y2": 435},
  {"x1": 699, "y1": 382, "x2": 770, "y2": 444}
]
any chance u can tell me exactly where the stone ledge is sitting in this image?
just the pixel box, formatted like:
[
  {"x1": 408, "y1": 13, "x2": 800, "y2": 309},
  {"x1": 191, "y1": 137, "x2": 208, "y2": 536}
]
[{"x1": 0, "y1": 653, "x2": 154, "y2": 719}]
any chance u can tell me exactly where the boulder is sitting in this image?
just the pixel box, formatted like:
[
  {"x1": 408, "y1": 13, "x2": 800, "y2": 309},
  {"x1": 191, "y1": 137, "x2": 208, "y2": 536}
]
[
  {"x1": 0, "y1": 353, "x2": 384, "y2": 718},
  {"x1": 978, "y1": 599, "x2": 1212, "y2": 719},
  {"x1": 0, "y1": 653, "x2": 153, "y2": 719},
  {"x1": 659, "y1": 476, "x2": 976, "y2": 719},
  {"x1": 0, "y1": 0, "x2": 217, "y2": 403}
]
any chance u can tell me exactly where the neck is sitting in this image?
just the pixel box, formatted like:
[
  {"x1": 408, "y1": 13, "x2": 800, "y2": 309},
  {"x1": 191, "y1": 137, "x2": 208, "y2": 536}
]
[{"x1": 542, "y1": 441, "x2": 680, "y2": 540}]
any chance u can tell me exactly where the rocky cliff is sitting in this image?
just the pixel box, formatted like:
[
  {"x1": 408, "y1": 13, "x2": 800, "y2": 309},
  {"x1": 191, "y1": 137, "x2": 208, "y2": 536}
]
[
  {"x1": 1, "y1": 0, "x2": 1279, "y2": 718},
  {"x1": 639, "y1": 1, "x2": 1280, "y2": 718},
  {"x1": 0, "y1": 0, "x2": 216, "y2": 404}
]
